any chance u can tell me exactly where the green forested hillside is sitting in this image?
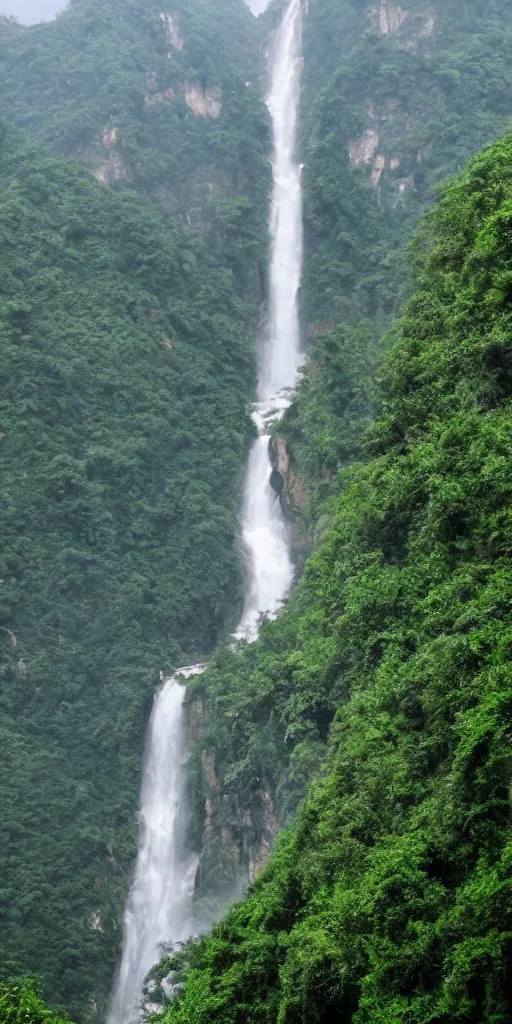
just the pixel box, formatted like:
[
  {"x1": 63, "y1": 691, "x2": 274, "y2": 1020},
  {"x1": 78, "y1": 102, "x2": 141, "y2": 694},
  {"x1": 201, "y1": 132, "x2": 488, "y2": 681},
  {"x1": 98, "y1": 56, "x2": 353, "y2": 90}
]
[
  {"x1": 285, "y1": 0, "x2": 512, "y2": 517},
  {"x1": 0, "y1": 1, "x2": 271, "y2": 1018},
  {"x1": 3, "y1": 1, "x2": 512, "y2": 1022},
  {"x1": 154, "y1": 134, "x2": 512, "y2": 1024},
  {"x1": 0, "y1": 116, "x2": 257, "y2": 1021},
  {"x1": 0, "y1": 0, "x2": 270, "y2": 301}
]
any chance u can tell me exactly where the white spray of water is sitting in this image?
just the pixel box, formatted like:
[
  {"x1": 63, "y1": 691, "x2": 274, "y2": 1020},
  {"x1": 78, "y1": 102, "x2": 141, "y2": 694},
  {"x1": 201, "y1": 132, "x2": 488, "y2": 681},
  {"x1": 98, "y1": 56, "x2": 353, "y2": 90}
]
[
  {"x1": 235, "y1": 0, "x2": 303, "y2": 641},
  {"x1": 108, "y1": 0, "x2": 303, "y2": 1014},
  {"x1": 107, "y1": 665, "x2": 205, "y2": 1024}
]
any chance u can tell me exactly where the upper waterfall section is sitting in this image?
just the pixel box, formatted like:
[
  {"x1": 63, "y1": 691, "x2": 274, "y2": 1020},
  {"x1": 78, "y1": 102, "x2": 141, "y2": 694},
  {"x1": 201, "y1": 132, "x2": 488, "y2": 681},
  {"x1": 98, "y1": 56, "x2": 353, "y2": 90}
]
[{"x1": 260, "y1": 0, "x2": 304, "y2": 405}]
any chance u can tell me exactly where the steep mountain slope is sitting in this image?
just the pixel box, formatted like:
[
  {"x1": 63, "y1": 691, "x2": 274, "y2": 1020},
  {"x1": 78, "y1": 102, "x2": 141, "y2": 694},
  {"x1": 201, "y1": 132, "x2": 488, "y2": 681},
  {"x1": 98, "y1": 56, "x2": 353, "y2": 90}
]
[
  {"x1": 181, "y1": 0, "x2": 512, "y2": 902},
  {"x1": 0, "y1": 115, "x2": 258, "y2": 1021},
  {"x1": 287, "y1": 0, "x2": 512, "y2": 517},
  {"x1": 0, "y1": 3, "x2": 272, "y2": 1019},
  {"x1": 154, "y1": 133, "x2": 512, "y2": 1024}
]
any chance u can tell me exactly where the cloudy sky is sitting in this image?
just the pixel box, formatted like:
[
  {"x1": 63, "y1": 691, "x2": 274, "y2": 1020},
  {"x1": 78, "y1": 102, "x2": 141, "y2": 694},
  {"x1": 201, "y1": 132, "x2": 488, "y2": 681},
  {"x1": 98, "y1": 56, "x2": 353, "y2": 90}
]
[{"x1": 0, "y1": 0, "x2": 68, "y2": 23}]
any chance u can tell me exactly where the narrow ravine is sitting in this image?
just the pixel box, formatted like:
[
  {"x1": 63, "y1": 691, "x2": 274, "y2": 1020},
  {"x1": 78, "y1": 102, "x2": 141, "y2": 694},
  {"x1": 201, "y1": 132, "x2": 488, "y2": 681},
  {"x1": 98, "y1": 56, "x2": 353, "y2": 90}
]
[{"x1": 108, "y1": 1, "x2": 303, "y2": 1018}]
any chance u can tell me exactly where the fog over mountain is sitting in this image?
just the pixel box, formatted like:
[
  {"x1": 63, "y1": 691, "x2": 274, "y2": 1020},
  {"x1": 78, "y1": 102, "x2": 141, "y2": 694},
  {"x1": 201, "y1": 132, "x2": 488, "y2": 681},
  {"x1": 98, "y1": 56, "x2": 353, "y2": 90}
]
[{"x1": 0, "y1": 0, "x2": 67, "y2": 24}]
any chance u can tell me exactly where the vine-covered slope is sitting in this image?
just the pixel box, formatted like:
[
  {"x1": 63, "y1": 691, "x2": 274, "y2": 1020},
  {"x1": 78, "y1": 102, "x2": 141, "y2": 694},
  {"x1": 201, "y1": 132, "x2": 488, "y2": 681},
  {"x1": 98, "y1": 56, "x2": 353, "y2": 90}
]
[{"x1": 155, "y1": 134, "x2": 512, "y2": 1024}]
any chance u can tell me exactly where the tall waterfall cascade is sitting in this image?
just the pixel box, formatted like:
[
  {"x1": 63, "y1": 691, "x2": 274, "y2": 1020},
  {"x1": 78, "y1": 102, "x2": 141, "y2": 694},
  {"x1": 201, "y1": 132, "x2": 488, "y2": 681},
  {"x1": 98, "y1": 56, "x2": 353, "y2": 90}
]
[
  {"x1": 235, "y1": 0, "x2": 303, "y2": 640},
  {"x1": 108, "y1": 0, "x2": 303, "y2": 1017}
]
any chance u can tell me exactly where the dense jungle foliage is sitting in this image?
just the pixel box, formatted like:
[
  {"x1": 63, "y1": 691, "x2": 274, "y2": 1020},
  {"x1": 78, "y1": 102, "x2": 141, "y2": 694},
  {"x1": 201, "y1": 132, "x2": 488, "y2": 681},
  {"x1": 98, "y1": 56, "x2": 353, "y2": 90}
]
[
  {"x1": 0, "y1": 979, "x2": 72, "y2": 1024},
  {"x1": 154, "y1": 134, "x2": 512, "y2": 1024},
  {"x1": 0, "y1": 111, "x2": 260, "y2": 1020}
]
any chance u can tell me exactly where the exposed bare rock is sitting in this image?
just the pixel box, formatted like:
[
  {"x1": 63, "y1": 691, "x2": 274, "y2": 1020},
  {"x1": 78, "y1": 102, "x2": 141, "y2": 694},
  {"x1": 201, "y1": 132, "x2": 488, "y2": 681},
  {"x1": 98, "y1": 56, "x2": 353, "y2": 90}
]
[
  {"x1": 373, "y1": 0, "x2": 408, "y2": 35},
  {"x1": 202, "y1": 750, "x2": 220, "y2": 793},
  {"x1": 271, "y1": 435, "x2": 310, "y2": 521},
  {"x1": 102, "y1": 127, "x2": 117, "y2": 148},
  {"x1": 394, "y1": 174, "x2": 415, "y2": 202},
  {"x1": 201, "y1": 751, "x2": 220, "y2": 844},
  {"x1": 183, "y1": 84, "x2": 222, "y2": 118},
  {"x1": 247, "y1": 790, "x2": 279, "y2": 883},
  {"x1": 90, "y1": 912, "x2": 103, "y2": 932},
  {"x1": 420, "y1": 5, "x2": 436, "y2": 37},
  {"x1": 203, "y1": 796, "x2": 214, "y2": 843},
  {"x1": 160, "y1": 11, "x2": 184, "y2": 51},
  {"x1": 221, "y1": 826, "x2": 241, "y2": 869},
  {"x1": 145, "y1": 86, "x2": 175, "y2": 107},
  {"x1": 348, "y1": 128, "x2": 379, "y2": 168},
  {"x1": 371, "y1": 153, "x2": 386, "y2": 188},
  {"x1": 93, "y1": 127, "x2": 131, "y2": 184},
  {"x1": 390, "y1": 156, "x2": 401, "y2": 170},
  {"x1": 370, "y1": 1, "x2": 436, "y2": 42},
  {"x1": 187, "y1": 696, "x2": 205, "y2": 741}
]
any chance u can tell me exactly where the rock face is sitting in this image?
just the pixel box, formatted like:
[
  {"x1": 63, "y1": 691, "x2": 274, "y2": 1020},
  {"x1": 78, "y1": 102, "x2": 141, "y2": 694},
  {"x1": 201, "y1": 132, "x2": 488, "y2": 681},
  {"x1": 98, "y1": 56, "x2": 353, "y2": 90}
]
[
  {"x1": 371, "y1": 0, "x2": 436, "y2": 39},
  {"x1": 271, "y1": 435, "x2": 309, "y2": 522},
  {"x1": 348, "y1": 128, "x2": 379, "y2": 168},
  {"x1": 187, "y1": 704, "x2": 280, "y2": 896},
  {"x1": 92, "y1": 126, "x2": 131, "y2": 184},
  {"x1": 348, "y1": 92, "x2": 423, "y2": 195},
  {"x1": 160, "y1": 11, "x2": 184, "y2": 51},
  {"x1": 183, "y1": 84, "x2": 222, "y2": 118},
  {"x1": 377, "y1": 0, "x2": 408, "y2": 35},
  {"x1": 247, "y1": 789, "x2": 279, "y2": 883}
]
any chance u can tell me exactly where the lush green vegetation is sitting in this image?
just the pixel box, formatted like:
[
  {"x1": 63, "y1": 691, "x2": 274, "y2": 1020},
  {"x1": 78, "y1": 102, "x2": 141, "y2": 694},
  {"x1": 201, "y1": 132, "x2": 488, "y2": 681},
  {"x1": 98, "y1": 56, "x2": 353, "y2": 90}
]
[
  {"x1": 0, "y1": 0, "x2": 270, "y2": 303},
  {"x1": 155, "y1": 135, "x2": 512, "y2": 1024},
  {"x1": 3, "y1": 1, "x2": 512, "y2": 1021},
  {"x1": 0, "y1": 111, "x2": 260, "y2": 1020},
  {"x1": 286, "y1": 0, "x2": 512, "y2": 515},
  {"x1": 0, "y1": 979, "x2": 73, "y2": 1024}
]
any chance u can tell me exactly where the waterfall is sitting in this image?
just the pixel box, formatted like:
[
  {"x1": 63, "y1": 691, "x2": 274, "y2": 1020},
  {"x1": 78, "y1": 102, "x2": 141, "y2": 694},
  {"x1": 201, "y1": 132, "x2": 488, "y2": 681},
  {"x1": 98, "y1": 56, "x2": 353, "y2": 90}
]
[
  {"x1": 107, "y1": 666, "x2": 205, "y2": 1024},
  {"x1": 235, "y1": 0, "x2": 303, "y2": 641},
  {"x1": 108, "y1": 0, "x2": 303, "y2": 1016}
]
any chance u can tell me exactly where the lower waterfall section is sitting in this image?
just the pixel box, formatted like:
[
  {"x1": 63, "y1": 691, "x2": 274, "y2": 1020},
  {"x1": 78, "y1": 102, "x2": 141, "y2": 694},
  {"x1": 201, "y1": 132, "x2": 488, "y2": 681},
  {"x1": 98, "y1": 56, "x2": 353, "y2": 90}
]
[
  {"x1": 108, "y1": 0, "x2": 303, "y2": 1017},
  {"x1": 107, "y1": 667, "x2": 205, "y2": 1024}
]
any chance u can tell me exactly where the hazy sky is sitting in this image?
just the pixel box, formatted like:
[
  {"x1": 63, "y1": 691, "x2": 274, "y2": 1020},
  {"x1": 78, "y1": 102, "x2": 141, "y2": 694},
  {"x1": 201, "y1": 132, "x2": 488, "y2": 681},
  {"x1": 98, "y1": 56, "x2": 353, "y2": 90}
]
[
  {"x1": 247, "y1": 0, "x2": 270, "y2": 12},
  {"x1": 0, "y1": 0, "x2": 269, "y2": 26},
  {"x1": 0, "y1": 0, "x2": 68, "y2": 24}
]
